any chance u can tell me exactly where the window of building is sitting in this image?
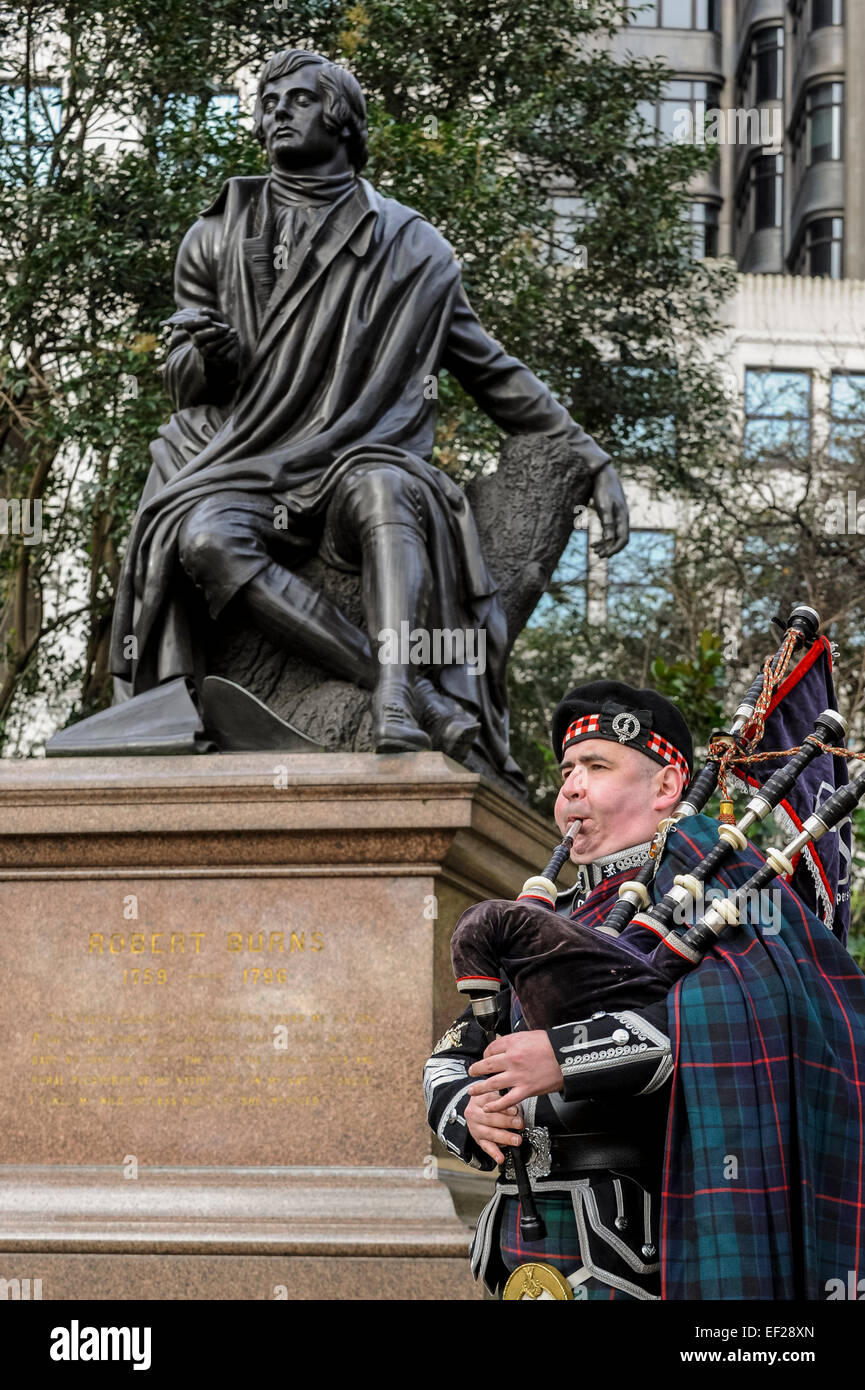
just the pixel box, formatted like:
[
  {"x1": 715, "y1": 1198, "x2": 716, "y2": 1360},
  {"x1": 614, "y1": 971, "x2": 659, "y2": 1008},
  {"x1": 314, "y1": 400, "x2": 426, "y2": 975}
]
[
  {"x1": 809, "y1": 216, "x2": 844, "y2": 276},
  {"x1": 685, "y1": 201, "x2": 720, "y2": 257},
  {"x1": 809, "y1": 82, "x2": 843, "y2": 162},
  {"x1": 530, "y1": 529, "x2": 588, "y2": 625},
  {"x1": 740, "y1": 532, "x2": 799, "y2": 632},
  {"x1": 754, "y1": 27, "x2": 784, "y2": 103},
  {"x1": 651, "y1": 79, "x2": 722, "y2": 142},
  {"x1": 812, "y1": 0, "x2": 843, "y2": 30},
  {"x1": 790, "y1": 81, "x2": 843, "y2": 190},
  {"x1": 735, "y1": 154, "x2": 783, "y2": 246},
  {"x1": 744, "y1": 369, "x2": 812, "y2": 462},
  {"x1": 695, "y1": 0, "x2": 720, "y2": 26},
  {"x1": 735, "y1": 178, "x2": 748, "y2": 239},
  {"x1": 662, "y1": 0, "x2": 694, "y2": 24},
  {"x1": 629, "y1": 0, "x2": 719, "y2": 28},
  {"x1": 606, "y1": 531, "x2": 675, "y2": 636},
  {"x1": 794, "y1": 216, "x2": 844, "y2": 277},
  {"x1": 829, "y1": 372, "x2": 865, "y2": 462},
  {"x1": 738, "y1": 26, "x2": 784, "y2": 108},
  {"x1": 608, "y1": 364, "x2": 677, "y2": 466},
  {"x1": 0, "y1": 83, "x2": 62, "y2": 181},
  {"x1": 753, "y1": 154, "x2": 783, "y2": 229},
  {"x1": 790, "y1": 104, "x2": 805, "y2": 187}
]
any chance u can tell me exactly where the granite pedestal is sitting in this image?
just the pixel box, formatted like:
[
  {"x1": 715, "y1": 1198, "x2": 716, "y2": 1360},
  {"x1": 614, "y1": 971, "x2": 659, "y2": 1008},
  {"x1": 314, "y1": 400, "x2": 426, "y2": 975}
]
[{"x1": 0, "y1": 751, "x2": 564, "y2": 1300}]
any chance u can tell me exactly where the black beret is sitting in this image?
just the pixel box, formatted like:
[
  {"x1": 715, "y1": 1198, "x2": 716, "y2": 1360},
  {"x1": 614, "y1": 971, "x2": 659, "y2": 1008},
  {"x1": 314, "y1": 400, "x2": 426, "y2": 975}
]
[{"x1": 551, "y1": 679, "x2": 693, "y2": 781}]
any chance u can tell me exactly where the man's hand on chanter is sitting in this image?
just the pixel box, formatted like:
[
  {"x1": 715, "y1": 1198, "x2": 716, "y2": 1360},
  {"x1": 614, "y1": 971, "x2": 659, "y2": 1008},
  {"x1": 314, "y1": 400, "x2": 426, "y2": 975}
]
[
  {"x1": 464, "y1": 1094, "x2": 524, "y2": 1166},
  {"x1": 468, "y1": 1029, "x2": 564, "y2": 1109}
]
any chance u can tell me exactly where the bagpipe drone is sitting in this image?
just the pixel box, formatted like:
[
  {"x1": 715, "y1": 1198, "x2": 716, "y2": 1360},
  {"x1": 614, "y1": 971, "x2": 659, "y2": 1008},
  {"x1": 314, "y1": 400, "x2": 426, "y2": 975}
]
[{"x1": 450, "y1": 605, "x2": 865, "y2": 1241}]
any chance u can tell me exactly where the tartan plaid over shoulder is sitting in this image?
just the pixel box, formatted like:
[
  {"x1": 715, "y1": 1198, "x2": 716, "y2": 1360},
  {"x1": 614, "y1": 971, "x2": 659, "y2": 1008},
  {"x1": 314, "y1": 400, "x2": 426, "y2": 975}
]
[{"x1": 651, "y1": 814, "x2": 865, "y2": 1300}]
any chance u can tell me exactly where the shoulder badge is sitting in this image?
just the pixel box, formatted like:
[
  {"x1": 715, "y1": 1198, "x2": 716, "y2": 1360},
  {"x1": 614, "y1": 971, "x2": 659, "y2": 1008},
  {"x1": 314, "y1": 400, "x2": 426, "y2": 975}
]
[{"x1": 432, "y1": 1020, "x2": 468, "y2": 1054}]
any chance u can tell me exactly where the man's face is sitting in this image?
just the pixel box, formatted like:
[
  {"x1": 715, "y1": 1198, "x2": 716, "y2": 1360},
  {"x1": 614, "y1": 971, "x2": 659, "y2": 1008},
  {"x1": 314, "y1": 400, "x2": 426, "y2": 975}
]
[
  {"x1": 258, "y1": 66, "x2": 346, "y2": 172},
  {"x1": 554, "y1": 737, "x2": 679, "y2": 863}
]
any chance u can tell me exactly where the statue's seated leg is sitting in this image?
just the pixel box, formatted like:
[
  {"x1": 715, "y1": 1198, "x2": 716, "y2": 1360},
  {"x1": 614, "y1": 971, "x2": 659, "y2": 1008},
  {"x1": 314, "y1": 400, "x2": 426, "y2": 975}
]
[
  {"x1": 324, "y1": 463, "x2": 479, "y2": 757},
  {"x1": 177, "y1": 491, "x2": 375, "y2": 688}
]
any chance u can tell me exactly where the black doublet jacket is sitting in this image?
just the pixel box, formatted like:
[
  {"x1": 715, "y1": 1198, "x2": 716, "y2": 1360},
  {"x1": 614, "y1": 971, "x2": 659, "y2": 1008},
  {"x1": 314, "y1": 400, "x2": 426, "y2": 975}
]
[{"x1": 423, "y1": 853, "x2": 674, "y2": 1299}]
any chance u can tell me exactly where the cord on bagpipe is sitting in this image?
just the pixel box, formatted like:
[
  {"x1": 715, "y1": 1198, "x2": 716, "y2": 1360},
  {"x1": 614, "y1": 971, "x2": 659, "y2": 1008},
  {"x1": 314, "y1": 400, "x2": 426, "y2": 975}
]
[{"x1": 450, "y1": 603, "x2": 864, "y2": 1243}]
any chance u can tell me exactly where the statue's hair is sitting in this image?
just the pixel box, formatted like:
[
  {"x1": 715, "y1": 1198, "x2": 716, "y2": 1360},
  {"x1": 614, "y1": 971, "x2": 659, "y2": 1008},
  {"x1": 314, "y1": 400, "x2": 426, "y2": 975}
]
[{"x1": 252, "y1": 49, "x2": 368, "y2": 172}]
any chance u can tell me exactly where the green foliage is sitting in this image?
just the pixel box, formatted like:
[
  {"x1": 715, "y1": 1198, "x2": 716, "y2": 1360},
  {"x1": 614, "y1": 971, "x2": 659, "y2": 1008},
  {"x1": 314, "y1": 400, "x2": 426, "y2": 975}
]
[
  {"x1": 650, "y1": 630, "x2": 727, "y2": 749},
  {"x1": 848, "y1": 805, "x2": 865, "y2": 971},
  {"x1": 848, "y1": 906, "x2": 865, "y2": 972}
]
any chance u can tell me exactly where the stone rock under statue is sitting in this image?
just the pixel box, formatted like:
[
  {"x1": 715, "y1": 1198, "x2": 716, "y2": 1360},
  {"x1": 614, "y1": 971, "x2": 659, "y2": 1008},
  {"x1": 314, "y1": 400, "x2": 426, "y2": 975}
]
[{"x1": 47, "y1": 48, "x2": 629, "y2": 796}]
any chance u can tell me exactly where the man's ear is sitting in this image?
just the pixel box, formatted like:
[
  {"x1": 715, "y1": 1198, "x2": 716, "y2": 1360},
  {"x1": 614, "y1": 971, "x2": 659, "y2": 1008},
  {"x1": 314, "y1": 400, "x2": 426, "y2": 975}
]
[{"x1": 655, "y1": 764, "x2": 682, "y2": 809}]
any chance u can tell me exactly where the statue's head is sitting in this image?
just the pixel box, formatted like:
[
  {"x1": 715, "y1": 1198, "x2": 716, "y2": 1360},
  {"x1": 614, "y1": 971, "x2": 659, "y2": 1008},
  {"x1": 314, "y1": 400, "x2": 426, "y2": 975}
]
[{"x1": 253, "y1": 49, "x2": 368, "y2": 173}]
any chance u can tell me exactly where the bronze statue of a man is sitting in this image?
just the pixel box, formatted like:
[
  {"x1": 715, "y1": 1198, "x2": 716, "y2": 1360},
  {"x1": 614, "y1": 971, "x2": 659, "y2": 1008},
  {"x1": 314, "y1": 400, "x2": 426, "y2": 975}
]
[{"x1": 109, "y1": 49, "x2": 628, "y2": 768}]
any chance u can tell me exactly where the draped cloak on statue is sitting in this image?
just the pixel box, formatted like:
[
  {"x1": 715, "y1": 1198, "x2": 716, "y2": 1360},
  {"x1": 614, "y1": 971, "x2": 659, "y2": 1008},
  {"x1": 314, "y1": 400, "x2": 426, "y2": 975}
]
[{"x1": 109, "y1": 174, "x2": 609, "y2": 775}]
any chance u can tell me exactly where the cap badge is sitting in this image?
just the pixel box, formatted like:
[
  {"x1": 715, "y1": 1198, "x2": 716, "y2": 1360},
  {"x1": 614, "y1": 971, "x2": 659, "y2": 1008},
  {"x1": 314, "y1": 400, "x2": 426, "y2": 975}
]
[{"x1": 611, "y1": 712, "x2": 641, "y2": 743}]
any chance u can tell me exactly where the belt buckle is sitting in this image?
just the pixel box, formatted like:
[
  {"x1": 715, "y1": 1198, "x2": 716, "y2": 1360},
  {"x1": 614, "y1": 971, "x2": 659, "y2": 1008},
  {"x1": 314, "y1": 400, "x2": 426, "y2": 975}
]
[{"x1": 503, "y1": 1124, "x2": 551, "y2": 1180}]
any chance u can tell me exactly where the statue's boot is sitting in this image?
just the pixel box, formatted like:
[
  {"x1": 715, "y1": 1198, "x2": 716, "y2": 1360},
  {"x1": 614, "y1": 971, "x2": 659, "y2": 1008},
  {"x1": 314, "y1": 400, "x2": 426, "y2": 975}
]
[
  {"x1": 240, "y1": 563, "x2": 376, "y2": 689},
  {"x1": 372, "y1": 684, "x2": 431, "y2": 753},
  {"x1": 360, "y1": 521, "x2": 433, "y2": 753},
  {"x1": 238, "y1": 564, "x2": 474, "y2": 756},
  {"x1": 415, "y1": 677, "x2": 480, "y2": 761}
]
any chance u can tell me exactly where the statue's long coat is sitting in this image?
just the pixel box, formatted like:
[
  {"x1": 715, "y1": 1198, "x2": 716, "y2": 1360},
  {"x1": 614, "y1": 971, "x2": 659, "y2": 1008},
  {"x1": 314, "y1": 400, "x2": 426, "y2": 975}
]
[{"x1": 110, "y1": 176, "x2": 608, "y2": 768}]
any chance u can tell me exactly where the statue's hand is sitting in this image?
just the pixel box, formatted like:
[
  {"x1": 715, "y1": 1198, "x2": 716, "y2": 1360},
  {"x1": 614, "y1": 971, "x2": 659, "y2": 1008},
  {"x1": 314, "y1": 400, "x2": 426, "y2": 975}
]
[
  {"x1": 179, "y1": 307, "x2": 241, "y2": 372},
  {"x1": 589, "y1": 463, "x2": 629, "y2": 558}
]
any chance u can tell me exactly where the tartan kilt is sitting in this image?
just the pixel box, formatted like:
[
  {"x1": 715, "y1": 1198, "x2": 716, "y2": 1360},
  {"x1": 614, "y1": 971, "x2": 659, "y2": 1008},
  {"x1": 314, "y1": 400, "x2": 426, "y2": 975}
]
[{"x1": 496, "y1": 1194, "x2": 641, "y2": 1301}]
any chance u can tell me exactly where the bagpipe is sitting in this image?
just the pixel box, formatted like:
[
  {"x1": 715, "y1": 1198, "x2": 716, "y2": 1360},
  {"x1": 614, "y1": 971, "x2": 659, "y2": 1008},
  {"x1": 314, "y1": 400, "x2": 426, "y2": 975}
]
[{"x1": 450, "y1": 604, "x2": 865, "y2": 1241}]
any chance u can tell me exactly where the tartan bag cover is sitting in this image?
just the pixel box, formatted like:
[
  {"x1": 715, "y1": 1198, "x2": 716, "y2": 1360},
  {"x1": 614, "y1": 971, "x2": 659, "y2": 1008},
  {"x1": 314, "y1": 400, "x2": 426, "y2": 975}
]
[{"x1": 652, "y1": 815, "x2": 865, "y2": 1299}]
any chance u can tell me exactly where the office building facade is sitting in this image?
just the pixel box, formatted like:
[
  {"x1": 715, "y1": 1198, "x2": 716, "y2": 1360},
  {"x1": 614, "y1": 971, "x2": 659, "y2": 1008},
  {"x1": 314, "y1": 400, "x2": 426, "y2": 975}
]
[{"x1": 614, "y1": 0, "x2": 865, "y2": 278}]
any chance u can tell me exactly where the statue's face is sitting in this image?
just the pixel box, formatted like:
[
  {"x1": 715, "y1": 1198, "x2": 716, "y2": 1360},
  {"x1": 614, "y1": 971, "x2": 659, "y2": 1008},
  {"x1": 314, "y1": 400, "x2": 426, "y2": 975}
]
[{"x1": 258, "y1": 65, "x2": 345, "y2": 171}]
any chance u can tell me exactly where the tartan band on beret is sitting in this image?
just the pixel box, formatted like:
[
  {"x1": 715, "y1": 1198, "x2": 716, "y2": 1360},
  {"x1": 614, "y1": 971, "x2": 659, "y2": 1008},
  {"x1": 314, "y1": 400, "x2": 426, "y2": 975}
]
[
  {"x1": 561, "y1": 714, "x2": 690, "y2": 782},
  {"x1": 644, "y1": 730, "x2": 691, "y2": 782},
  {"x1": 562, "y1": 714, "x2": 600, "y2": 741},
  {"x1": 553, "y1": 680, "x2": 694, "y2": 780}
]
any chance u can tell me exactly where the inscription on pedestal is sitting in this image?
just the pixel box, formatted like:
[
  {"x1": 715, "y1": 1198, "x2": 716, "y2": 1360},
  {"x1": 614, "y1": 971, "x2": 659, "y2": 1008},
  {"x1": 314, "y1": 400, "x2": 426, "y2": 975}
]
[{"x1": 4, "y1": 875, "x2": 430, "y2": 1166}]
